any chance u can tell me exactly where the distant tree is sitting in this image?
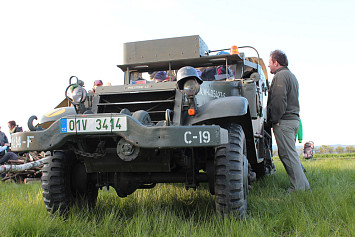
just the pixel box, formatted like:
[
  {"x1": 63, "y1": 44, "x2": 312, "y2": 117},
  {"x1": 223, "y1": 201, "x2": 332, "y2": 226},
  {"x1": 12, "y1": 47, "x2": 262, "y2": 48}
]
[
  {"x1": 319, "y1": 145, "x2": 326, "y2": 154},
  {"x1": 327, "y1": 146, "x2": 334, "y2": 154},
  {"x1": 345, "y1": 145, "x2": 355, "y2": 153},
  {"x1": 272, "y1": 150, "x2": 278, "y2": 157},
  {"x1": 313, "y1": 147, "x2": 320, "y2": 154},
  {"x1": 335, "y1": 145, "x2": 344, "y2": 154},
  {"x1": 320, "y1": 145, "x2": 334, "y2": 154}
]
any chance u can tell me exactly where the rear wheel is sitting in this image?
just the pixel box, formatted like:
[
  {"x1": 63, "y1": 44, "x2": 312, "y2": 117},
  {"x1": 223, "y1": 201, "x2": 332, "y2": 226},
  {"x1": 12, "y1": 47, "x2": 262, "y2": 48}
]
[
  {"x1": 214, "y1": 124, "x2": 248, "y2": 218},
  {"x1": 41, "y1": 151, "x2": 98, "y2": 214}
]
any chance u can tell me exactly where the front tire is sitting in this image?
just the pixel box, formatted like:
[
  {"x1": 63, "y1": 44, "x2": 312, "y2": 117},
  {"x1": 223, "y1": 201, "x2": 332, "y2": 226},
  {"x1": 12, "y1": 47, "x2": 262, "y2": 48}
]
[
  {"x1": 214, "y1": 124, "x2": 248, "y2": 218},
  {"x1": 41, "y1": 151, "x2": 98, "y2": 214}
]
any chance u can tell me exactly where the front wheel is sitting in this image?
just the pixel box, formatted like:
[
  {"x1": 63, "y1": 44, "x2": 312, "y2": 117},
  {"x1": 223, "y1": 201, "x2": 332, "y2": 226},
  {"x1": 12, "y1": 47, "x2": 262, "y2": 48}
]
[
  {"x1": 41, "y1": 151, "x2": 98, "y2": 215},
  {"x1": 214, "y1": 124, "x2": 248, "y2": 218}
]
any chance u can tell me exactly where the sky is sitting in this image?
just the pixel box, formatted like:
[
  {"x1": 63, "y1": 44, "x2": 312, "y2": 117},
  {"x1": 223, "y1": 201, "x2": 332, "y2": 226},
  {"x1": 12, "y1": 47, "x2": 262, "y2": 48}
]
[{"x1": 0, "y1": 0, "x2": 354, "y2": 146}]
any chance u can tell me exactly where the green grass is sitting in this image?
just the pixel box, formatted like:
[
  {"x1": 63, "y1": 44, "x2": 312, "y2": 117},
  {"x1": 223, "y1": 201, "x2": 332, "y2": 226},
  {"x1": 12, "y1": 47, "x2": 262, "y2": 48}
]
[
  {"x1": 313, "y1": 153, "x2": 355, "y2": 158},
  {"x1": 1, "y1": 158, "x2": 354, "y2": 236}
]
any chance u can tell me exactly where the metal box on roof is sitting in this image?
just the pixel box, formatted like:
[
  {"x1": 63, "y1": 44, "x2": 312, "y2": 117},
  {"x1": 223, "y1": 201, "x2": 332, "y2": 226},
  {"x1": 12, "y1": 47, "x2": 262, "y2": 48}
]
[{"x1": 123, "y1": 35, "x2": 209, "y2": 65}]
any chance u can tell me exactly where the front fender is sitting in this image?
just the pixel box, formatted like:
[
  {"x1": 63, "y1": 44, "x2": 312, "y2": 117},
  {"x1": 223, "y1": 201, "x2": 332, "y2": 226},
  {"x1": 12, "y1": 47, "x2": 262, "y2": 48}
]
[
  {"x1": 184, "y1": 96, "x2": 258, "y2": 164},
  {"x1": 39, "y1": 107, "x2": 77, "y2": 129},
  {"x1": 185, "y1": 96, "x2": 248, "y2": 125}
]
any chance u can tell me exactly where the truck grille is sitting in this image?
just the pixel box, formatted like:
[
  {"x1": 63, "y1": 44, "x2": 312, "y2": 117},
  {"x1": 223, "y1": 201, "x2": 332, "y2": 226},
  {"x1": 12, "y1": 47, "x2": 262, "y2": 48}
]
[{"x1": 97, "y1": 90, "x2": 176, "y2": 123}]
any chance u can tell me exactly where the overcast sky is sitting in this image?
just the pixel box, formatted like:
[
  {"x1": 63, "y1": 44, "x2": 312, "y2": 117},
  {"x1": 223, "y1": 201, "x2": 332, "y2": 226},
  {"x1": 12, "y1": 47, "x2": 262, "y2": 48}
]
[{"x1": 0, "y1": 0, "x2": 354, "y2": 146}]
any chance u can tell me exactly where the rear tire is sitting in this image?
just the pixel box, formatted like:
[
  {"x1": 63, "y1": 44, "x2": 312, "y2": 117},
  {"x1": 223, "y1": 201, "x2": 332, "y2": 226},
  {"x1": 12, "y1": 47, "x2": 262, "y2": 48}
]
[
  {"x1": 41, "y1": 151, "x2": 98, "y2": 214},
  {"x1": 214, "y1": 124, "x2": 248, "y2": 218}
]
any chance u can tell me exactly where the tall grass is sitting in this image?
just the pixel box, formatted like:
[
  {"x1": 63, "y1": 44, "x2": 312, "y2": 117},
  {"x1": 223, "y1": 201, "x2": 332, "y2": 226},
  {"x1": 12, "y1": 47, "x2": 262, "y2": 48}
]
[
  {"x1": 313, "y1": 153, "x2": 355, "y2": 158},
  {"x1": 1, "y1": 158, "x2": 354, "y2": 236}
]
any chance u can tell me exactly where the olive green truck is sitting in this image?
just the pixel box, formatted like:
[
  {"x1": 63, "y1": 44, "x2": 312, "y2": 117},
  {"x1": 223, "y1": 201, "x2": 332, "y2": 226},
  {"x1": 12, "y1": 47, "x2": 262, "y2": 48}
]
[{"x1": 11, "y1": 35, "x2": 274, "y2": 218}]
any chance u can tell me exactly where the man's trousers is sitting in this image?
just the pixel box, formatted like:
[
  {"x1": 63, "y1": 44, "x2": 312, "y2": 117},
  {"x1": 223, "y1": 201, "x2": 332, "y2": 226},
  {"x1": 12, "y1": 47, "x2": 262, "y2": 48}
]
[{"x1": 273, "y1": 119, "x2": 310, "y2": 191}]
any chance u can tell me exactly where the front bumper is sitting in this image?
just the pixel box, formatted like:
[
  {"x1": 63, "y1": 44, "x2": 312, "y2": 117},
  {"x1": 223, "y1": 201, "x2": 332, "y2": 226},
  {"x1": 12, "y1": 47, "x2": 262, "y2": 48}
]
[{"x1": 11, "y1": 113, "x2": 228, "y2": 152}]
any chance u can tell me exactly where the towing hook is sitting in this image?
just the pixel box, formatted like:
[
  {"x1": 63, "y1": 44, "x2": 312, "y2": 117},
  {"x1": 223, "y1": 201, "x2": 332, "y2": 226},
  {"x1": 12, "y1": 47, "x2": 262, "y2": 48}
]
[{"x1": 28, "y1": 115, "x2": 43, "y2": 131}]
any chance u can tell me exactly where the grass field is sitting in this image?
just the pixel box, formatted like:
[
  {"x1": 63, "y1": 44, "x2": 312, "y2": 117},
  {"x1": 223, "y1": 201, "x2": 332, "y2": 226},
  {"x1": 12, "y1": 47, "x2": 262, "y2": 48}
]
[{"x1": 1, "y1": 158, "x2": 354, "y2": 236}]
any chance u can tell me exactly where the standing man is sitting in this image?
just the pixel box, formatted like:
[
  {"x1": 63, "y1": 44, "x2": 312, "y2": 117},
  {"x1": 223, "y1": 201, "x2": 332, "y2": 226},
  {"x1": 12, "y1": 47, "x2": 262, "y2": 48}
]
[{"x1": 267, "y1": 50, "x2": 309, "y2": 192}]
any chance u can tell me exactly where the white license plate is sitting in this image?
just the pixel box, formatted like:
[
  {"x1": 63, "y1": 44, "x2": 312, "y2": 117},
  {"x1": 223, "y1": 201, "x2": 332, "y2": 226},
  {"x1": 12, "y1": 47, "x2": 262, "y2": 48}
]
[{"x1": 60, "y1": 116, "x2": 127, "y2": 133}]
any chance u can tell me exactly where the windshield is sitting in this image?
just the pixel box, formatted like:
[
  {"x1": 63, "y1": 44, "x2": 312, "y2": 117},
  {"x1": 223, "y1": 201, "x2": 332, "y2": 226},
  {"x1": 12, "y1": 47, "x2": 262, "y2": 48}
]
[
  {"x1": 130, "y1": 71, "x2": 177, "y2": 84},
  {"x1": 129, "y1": 62, "x2": 239, "y2": 85}
]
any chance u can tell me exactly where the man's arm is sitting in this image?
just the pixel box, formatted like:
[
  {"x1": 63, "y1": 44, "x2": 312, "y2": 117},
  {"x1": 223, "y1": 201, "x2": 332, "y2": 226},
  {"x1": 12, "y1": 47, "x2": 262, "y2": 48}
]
[
  {"x1": 0, "y1": 146, "x2": 8, "y2": 153},
  {"x1": 269, "y1": 74, "x2": 288, "y2": 124}
]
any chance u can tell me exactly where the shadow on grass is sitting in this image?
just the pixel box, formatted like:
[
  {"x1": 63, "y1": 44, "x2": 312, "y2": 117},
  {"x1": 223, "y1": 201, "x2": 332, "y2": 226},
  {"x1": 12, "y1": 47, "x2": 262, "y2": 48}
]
[{"x1": 67, "y1": 183, "x2": 216, "y2": 224}]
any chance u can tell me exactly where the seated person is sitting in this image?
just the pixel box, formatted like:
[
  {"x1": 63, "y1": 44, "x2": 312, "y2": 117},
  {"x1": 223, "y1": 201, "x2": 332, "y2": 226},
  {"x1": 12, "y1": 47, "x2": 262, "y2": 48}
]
[
  {"x1": 164, "y1": 76, "x2": 174, "y2": 81},
  {"x1": 201, "y1": 66, "x2": 235, "y2": 81},
  {"x1": 129, "y1": 71, "x2": 144, "y2": 84},
  {"x1": 201, "y1": 67, "x2": 216, "y2": 81},
  {"x1": 132, "y1": 71, "x2": 175, "y2": 84},
  {"x1": 152, "y1": 71, "x2": 167, "y2": 82},
  {"x1": 201, "y1": 51, "x2": 235, "y2": 81},
  {"x1": 131, "y1": 79, "x2": 148, "y2": 84},
  {"x1": 8, "y1": 121, "x2": 22, "y2": 134},
  {"x1": 164, "y1": 70, "x2": 178, "y2": 82},
  {"x1": 93, "y1": 80, "x2": 103, "y2": 92},
  {"x1": 196, "y1": 68, "x2": 202, "y2": 77},
  {"x1": 215, "y1": 66, "x2": 235, "y2": 81},
  {"x1": 149, "y1": 71, "x2": 174, "y2": 83},
  {"x1": 0, "y1": 145, "x2": 18, "y2": 165}
]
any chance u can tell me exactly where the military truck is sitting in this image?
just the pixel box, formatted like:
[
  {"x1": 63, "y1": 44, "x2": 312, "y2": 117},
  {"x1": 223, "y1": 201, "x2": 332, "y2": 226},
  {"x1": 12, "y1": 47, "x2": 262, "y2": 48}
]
[{"x1": 11, "y1": 35, "x2": 274, "y2": 218}]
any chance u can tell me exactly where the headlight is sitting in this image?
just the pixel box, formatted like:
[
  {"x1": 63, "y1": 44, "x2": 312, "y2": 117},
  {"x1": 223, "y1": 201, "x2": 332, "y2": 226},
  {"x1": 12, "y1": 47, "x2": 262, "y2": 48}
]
[
  {"x1": 66, "y1": 85, "x2": 87, "y2": 104},
  {"x1": 183, "y1": 79, "x2": 200, "y2": 96}
]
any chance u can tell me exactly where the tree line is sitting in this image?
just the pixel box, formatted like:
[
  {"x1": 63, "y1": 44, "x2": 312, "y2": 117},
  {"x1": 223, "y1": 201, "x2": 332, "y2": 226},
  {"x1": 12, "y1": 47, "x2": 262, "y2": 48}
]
[{"x1": 313, "y1": 145, "x2": 355, "y2": 154}]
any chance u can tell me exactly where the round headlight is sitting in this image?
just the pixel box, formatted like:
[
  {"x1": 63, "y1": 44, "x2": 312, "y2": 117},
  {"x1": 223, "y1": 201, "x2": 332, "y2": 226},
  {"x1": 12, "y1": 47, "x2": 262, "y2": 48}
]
[
  {"x1": 66, "y1": 85, "x2": 87, "y2": 104},
  {"x1": 183, "y1": 79, "x2": 200, "y2": 96}
]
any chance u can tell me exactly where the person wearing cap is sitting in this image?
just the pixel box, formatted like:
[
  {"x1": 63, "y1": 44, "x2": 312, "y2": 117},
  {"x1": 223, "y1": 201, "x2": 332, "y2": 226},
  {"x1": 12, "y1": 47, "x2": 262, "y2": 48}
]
[
  {"x1": 152, "y1": 71, "x2": 167, "y2": 82},
  {"x1": 267, "y1": 49, "x2": 309, "y2": 192},
  {"x1": 93, "y1": 80, "x2": 103, "y2": 92}
]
